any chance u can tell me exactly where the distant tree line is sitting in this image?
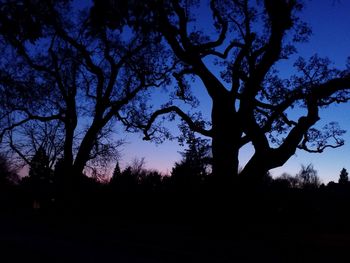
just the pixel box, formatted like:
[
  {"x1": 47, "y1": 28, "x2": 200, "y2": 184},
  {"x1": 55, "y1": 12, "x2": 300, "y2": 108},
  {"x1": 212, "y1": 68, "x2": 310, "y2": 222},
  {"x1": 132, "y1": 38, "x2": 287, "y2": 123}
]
[{"x1": 1, "y1": 136, "x2": 350, "y2": 211}]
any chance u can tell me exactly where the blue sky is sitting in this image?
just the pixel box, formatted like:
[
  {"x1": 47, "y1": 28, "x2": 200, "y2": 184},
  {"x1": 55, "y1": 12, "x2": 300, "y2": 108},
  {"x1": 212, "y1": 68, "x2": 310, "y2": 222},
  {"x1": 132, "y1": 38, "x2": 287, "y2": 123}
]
[
  {"x1": 271, "y1": 0, "x2": 350, "y2": 182},
  {"x1": 119, "y1": 0, "x2": 350, "y2": 183}
]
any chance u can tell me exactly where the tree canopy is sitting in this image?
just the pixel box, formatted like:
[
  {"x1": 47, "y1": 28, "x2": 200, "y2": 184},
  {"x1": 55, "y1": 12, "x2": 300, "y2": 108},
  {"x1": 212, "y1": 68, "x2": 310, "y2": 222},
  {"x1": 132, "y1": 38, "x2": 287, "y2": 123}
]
[
  {"x1": 1, "y1": 0, "x2": 350, "y2": 185},
  {"x1": 96, "y1": 0, "x2": 350, "y2": 182},
  {"x1": 0, "y1": 0, "x2": 172, "y2": 178}
]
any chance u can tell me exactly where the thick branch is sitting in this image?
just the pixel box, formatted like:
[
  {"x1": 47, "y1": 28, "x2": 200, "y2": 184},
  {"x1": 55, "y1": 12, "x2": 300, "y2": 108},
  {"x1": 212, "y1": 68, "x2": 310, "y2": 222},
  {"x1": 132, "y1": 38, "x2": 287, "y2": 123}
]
[
  {"x1": 9, "y1": 133, "x2": 31, "y2": 165},
  {"x1": 142, "y1": 106, "x2": 212, "y2": 140},
  {"x1": 0, "y1": 112, "x2": 61, "y2": 142},
  {"x1": 195, "y1": 0, "x2": 228, "y2": 52},
  {"x1": 271, "y1": 98, "x2": 320, "y2": 164},
  {"x1": 7, "y1": 37, "x2": 54, "y2": 75},
  {"x1": 298, "y1": 135, "x2": 344, "y2": 153},
  {"x1": 242, "y1": 0, "x2": 294, "y2": 102},
  {"x1": 204, "y1": 41, "x2": 244, "y2": 59},
  {"x1": 171, "y1": 0, "x2": 190, "y2": 50},
  {"x1": 53, "y1": 24, "x2": 105, "y2": 103}
]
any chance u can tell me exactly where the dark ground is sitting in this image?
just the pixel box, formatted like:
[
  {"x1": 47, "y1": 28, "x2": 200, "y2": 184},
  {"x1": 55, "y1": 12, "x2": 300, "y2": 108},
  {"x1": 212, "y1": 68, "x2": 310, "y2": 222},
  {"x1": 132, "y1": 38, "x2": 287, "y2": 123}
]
[
  {"x1": 1, "y1": 189, "x2": 350, "y2": 263},
  {"x1": 1, "y1": 213, "x2": 349, "y2": 263}
]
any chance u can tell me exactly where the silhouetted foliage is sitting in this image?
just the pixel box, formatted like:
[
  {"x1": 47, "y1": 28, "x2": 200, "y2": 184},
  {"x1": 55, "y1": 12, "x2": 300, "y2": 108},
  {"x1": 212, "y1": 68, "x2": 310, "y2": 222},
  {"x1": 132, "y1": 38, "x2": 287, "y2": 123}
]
[
  {"x1": 171, "y1": 133, "x2": 211, "y2": 190},
  {"x1": 274, "y1": 173, "x2": 300, "y2": 189},
  {"x1": 138, "y1": 170, "x2": 163, "y2": 192},
  {"x1": 0, "y1": 0, "x2": 171, "y2": 179},
  {"x1": 338, "y1": 168, "x2": 349, "y2": 185},
  {"x1": 109, "y1": 158, "x2": 165, "y2": 193},
  {"x1": 3, "y1": 121, "x2": 65, "y2": 172},
  {"x1": 110, "y1": 161, "x2": 122, "y2": 185},
  {"x1": 21, "y1": 147, "x2": 54, "y2": 207},
  {"x1": 1, "y1": 0, "x2": 350, "y2": 190},
  {"x1": 95, "y1": 0, "x2": 350, "y2": 182},
  {"x1": 110, "y1": 166, "x2": 138, "y2": 192},
  {"x1": 28, "y1": 147, "x2": 52, "y2": 183},
  {"x1": 296, "y1": 164, "x2": 321, "y2": 189},
  {"x1": 2, "y1": 3, "x2": 350, "y2": 261}
]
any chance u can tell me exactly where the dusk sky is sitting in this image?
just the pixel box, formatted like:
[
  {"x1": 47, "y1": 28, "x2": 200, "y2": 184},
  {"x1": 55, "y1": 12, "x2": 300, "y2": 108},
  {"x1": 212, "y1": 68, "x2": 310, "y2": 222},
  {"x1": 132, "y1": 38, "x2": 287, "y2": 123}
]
[{"x1": 118, "y1": 0, "x2": 350, "y2": 183}]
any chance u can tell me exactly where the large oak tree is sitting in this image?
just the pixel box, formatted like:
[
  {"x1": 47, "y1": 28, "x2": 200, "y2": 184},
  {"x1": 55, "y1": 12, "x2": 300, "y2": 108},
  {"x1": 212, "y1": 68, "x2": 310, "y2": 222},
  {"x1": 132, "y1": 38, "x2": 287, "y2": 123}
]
[{"x1": 97, "y1": 0, "x2": 350, "y2": 182}]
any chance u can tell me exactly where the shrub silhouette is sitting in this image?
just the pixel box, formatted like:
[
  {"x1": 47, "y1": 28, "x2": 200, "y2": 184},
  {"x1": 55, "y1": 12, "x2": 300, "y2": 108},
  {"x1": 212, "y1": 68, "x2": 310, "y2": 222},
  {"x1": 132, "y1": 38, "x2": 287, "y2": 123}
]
[
  {"x1": 338, "y1": 168, "x2": 349, "y2": 185},
  {"x1": 296, "y1": 164, "x2": 321, "y2": 189},
  {"x1": 22, "y1": 147, "x2": 54, "y2": 208}
]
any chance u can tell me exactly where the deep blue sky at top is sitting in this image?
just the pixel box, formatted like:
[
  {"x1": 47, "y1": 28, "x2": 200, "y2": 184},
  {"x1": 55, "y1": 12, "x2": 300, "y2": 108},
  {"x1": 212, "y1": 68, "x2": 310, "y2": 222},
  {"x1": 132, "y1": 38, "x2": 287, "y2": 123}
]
[{"x1": 117, "y1": 0, "x2": 350, "y2": 183}]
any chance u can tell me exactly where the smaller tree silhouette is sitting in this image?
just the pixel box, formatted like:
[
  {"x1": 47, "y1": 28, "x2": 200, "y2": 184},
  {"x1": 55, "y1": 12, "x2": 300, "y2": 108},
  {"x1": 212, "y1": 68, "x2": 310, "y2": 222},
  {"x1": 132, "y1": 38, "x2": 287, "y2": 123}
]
[
  {"x1": 110, "y1": 164, "x2": 139, "y2": 192},
  {"x1": 26, "y1": 147, "x2": 53, "y2": 207},
  {"x1": 171, "y1": 133, "x2": 211, "y2": 190},
  {"x1": 338, "y1": 168, "x2": 349, "y2": 185},
  {"x1": 29, "y1": 147, "x2": 52, "y2": 181},
  {"x1": 110, "y1": 161, "x2": 122, "y2": 185},
  {"x1": 130, "y1": 157, "x2": 146, "y2": 175},
  {"x1": 274, "y1": 173, "x2": 299, "y2": 189},
  {"x1": 296, "y1": 164, "x2": 321, "y2": 189},
  {"x1": 138, "y1": 170, "x2": 162, "y2": 192}
]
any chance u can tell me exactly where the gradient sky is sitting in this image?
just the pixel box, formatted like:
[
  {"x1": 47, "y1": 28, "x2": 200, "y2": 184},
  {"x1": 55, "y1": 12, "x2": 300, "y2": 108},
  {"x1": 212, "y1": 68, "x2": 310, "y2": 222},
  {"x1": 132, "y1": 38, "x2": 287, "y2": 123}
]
[{"x1": 117, "y1": 0, "x2": 350, "y2": 183}]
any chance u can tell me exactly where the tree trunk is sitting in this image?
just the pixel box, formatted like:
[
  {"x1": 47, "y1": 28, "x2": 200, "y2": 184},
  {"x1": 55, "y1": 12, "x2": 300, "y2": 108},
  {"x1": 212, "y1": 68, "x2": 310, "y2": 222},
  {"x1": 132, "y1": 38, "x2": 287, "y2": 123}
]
[
  {"x1": 211, "y1": 99, "x2": 240, "y2": 184},
  {"x1": 211, "y1": 133, "x2": 239, "y2": 180},
  {"x1": 240, "y1": 114, "x2": 320, "y2": 183},
  {"x1": 239, "y1": 153, "x2": 270, "y2": 184},
  {"x1": 59, "y1": 107, "x2": 78, "y2": 204},
  {"x1": 72, "y1": 121, "x2": 102, "y2": 176},
  {"x1": 63, "y1": 127, "x2": 75, "y2": 171},
  {"x1": 62, "y1": 107, "x2": 77, "y2": 176},
  {"x1": 240, "y1": 145, "x2": 300, "y2": 184}
]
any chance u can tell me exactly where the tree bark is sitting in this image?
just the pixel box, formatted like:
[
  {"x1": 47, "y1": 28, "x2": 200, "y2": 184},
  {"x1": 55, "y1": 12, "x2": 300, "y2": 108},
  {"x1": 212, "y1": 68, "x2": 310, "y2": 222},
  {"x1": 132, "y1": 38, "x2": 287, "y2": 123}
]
[
  {"x1": 240, "y1": 110, "x2": 320, "y2": 182},
  {"x1": 62, "y1": 105, "x2": 77, "y2": 176},
  {"x1": 72, "y1": 122, "x2": 101, "y2": 176},
  {"x1": 239, "y1": 152, "x2": 270, "y2": 183},
  {"x1": 211, "y1": 98, "x2": 240, "y2": 182}
]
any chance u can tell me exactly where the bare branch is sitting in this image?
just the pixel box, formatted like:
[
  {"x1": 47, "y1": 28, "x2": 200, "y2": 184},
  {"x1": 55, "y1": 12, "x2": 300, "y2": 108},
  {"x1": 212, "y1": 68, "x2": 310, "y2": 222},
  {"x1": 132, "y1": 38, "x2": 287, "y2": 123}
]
[
  {"x1": 8, "y1": 131, "x2": 31, "y2": 165},
  {"x1": 202, "y1": 41, "x2": 244, "y2": 59},
  {"x1": 141, "y1": 106, "x2": 212, "y2": 140},
  {"x1": 194, "y1": 0, "x2": 228, "y2": 51},
  {"x1": 298, "y1": 122, "x2": 346, "y2": 153},
  {"x1": 298, "y1": 138, "x2": 344, "y2": 153},
  {"x1": 0, "y1": 111, "x2": 62, "y2": 143},
  {"x1": 6, "y1": 37, "x2": 54, "y2": 75}
]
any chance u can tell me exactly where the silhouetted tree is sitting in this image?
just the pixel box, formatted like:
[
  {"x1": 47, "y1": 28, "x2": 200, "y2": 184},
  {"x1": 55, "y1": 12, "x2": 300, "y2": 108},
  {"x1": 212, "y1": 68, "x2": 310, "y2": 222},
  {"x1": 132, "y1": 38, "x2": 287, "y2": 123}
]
[
  {"x1": 28, "y1": 147, "x2": 51, "y2": 181},
  {"x1": 138, "y1": 170, "x2": 162, "y2": 192},
  {"x1": 274, "y1": 173, "x2": 299, "y2": 189},
  {"x1": 110, "y1": 161, "x2": 122, "y2": 186},
  {"x1": 296, "y1": 164, "x2": 321, "y2": 189},
  {"x1": 119, "y1": 166, "x2": 139, "y2": 192},
  {"x1": 25, "y1": 147, "x2": 53, "y2": 206},
  {"x1": 0, "y1": 0, "x2": 172, "y2": 179},
  {"x1": 97, "y1": 0, "x2": 350, "y2": 183},
  {"x1": 338, "y1": 168, "x2": 349, "y2": 185},
  {"x1": 4, "y1": 121, "x2": 65, "y2": 170},
  {"x1": 129, "y1": 157, "x2": 146, "y2": 176},
  {"x1": 111, "y1": 161, "x2": 121, "y2": 179},
  {"x1": 171, "y1": 133, "x2": 211, "y2": 189}
]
